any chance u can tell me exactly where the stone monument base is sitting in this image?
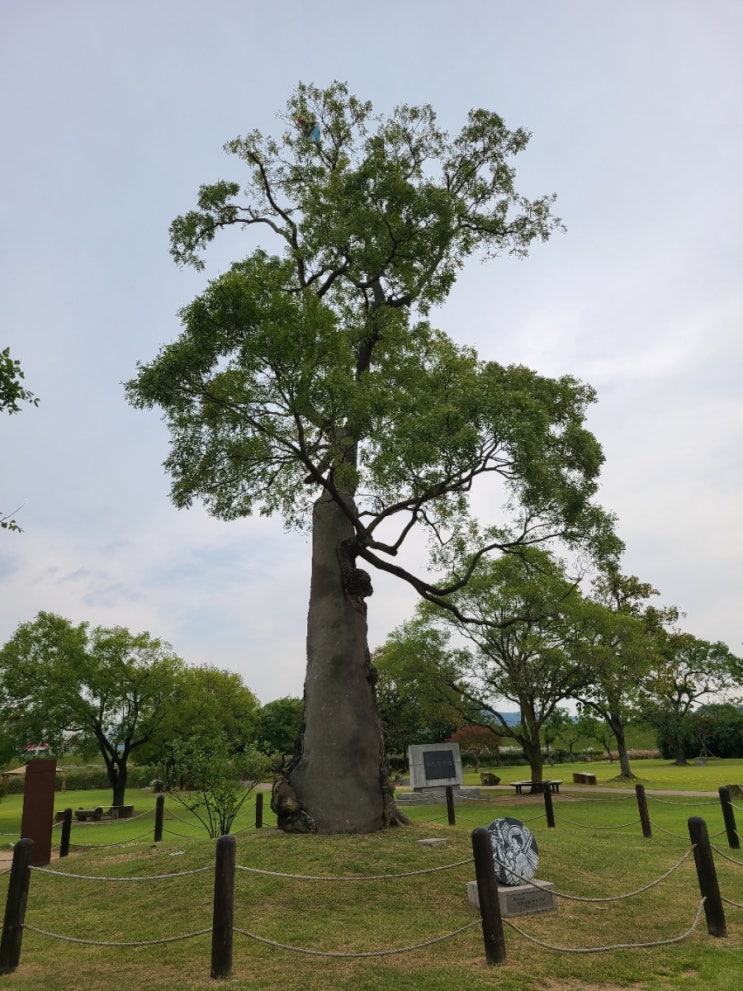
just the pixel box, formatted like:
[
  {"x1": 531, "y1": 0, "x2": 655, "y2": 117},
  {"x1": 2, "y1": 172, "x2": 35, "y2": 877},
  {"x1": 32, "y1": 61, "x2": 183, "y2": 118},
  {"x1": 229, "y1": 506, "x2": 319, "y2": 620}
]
[{"x1": 467, "y1": 879, "x2": 557, "y2": 917}]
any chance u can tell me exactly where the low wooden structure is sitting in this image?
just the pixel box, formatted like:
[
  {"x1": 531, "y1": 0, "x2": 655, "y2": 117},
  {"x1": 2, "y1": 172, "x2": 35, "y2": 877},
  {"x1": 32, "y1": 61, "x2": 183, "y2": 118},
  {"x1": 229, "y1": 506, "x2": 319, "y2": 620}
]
[{"x1": 510, "y1": 780, "x2": 562, "y2": 795}]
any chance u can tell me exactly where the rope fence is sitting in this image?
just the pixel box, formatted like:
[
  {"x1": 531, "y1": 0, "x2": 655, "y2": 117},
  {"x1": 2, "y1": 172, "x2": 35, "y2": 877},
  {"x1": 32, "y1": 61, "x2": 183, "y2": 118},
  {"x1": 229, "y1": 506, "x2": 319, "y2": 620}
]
[
  {"x1": 2, "y1": 788, "x2": 742, "y2": 979},
  {"x1": 232, "y1": 920, "x2": 481, "y2": 958},
  {"x1": 489, "y1": 846, "x2": 695, "y2": 903},
  {"x1": 405, "y1": 782, "x2": 742, "y2": 850},
  {"x1": 504, "y1": 898, "x2": 707, "y2": 953},
  {"x1": 647, "y1": 796, "x2": 719, "y2": 808},
  {"x1": 2, "y1": 811, "x2": 737, "y2": 981},
  {"x1": 554, "y1": 814, "x2": 641, "y2": 830},
  {"x1": 235, "y1": 856, "x2": 473, "y2": 882},
  {"x1": 22, "y1": 924, "x2": 211, "y2": 947}
]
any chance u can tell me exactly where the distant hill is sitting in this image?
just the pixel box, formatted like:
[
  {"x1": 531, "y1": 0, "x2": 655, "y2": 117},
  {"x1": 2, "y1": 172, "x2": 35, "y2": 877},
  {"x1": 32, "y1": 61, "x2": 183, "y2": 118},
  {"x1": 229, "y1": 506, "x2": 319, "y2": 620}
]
[{"x1": 496, "y1": 711, "x2": 521, "y2": 727}]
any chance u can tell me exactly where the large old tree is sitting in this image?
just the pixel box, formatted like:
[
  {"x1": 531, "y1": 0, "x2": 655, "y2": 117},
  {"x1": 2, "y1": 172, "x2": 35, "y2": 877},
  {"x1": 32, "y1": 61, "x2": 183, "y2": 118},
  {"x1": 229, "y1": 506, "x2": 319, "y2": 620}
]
[{"x1": 127, "y1": 82, "x2": 616, "y2": 833}]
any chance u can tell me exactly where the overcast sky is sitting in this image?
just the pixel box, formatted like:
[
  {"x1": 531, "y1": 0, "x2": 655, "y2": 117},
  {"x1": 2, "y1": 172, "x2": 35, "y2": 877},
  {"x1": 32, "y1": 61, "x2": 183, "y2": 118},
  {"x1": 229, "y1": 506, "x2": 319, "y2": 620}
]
[{"x1": 2, "y1": 0, "x2": 741, "y2": 703}]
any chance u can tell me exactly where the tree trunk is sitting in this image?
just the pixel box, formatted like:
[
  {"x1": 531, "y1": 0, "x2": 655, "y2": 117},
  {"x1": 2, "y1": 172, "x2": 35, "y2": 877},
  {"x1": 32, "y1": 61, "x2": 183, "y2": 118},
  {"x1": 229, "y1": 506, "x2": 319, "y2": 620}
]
[
  {"x1": 276, "y1": 494, "x2": 402, "y2": 833},
  {"x1": 519, "y1": 727, "x2": 544, "y2": 789},
  {"x1": 108, "y1": 759, "x2": 128, "y2": 808},
  {"x1": 673, "y1": 736, "x2": 689, "y2": 766},
  {"x1": 609, "y1": 718, "x2": 635, "y2": 779}
]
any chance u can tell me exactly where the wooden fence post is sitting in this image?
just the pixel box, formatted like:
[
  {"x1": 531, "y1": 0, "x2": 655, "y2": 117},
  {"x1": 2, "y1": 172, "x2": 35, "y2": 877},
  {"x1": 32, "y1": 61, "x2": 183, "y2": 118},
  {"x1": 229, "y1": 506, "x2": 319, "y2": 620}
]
[
  {"x1": 0, "y1": 838, "x2": 34, "y2": 974},
  {"x1": 255, "y1": 792, "x2": 263, "y2": 830},
  {"x1": 154, "y1": 794, "x2": 165, "y2": 843},
  {"x1": 471, "y1": 828, "x2": 506, "y2": 965},
  {"x1": 445, "y1": 786, "x2": 456, "y2": 826},
  {"x1": 543, "y1": 785, "x2": 555, "y2": 828},
  {"x1": 718, "y1": 787, "x2": 740, "y2": 850},
  {"x1": 59, "y1": 808, "x2": 72, "y2": 858},
  {"x1": 211, "y1": 834, "x2": 236, "y2": 979},
  {"x1": 688, "y1": 816, "x2": 727, "y2": 937},
  {"x1": 635, "y1": 783, "x2": 652, "y2": 839}
]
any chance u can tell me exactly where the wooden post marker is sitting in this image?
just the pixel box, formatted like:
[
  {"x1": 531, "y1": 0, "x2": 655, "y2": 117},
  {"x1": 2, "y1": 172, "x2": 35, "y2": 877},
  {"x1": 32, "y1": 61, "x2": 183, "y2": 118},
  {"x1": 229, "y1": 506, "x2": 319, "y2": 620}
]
[
  {"x1": 59, "y1": 808, "x2": 72, "y2": 858},
  {"x1": 471, "y1": 828, "x2": 506, "y2": 964},
  {"x1": 543, "y1": 784, "x2": 555, "y2": 828},
  {"x1": 154, "y1": 794, "x2": 165, "y2": 842},
  {"x1": 718, "y1": 787, "x2": 740, "y2": 850},
  {"x1": 445, "y1": 785, "x2": 456, "y2": 826},
  {"x1": 635, "y1": 783, "x2": 652, "y2": 839},
  {"x1": 0, "y1": 838, "x2": 34, "y2": 974},
  {"x1": 211, "y1": 834, "x2": 236, "y2": 978},
  {"x1": 688, "y1": 816, "x2": 727, "y2": 937},
  {"x1": 255, "y1": 791, "x2": 263, "y2": 830}
]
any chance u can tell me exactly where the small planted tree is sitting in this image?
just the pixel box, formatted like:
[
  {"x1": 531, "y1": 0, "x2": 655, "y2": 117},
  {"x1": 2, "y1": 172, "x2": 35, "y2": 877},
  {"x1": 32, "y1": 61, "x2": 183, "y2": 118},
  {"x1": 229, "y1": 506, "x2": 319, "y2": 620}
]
[{"x1": 167, "y1": 736, "x2": 270, "y2": 837}]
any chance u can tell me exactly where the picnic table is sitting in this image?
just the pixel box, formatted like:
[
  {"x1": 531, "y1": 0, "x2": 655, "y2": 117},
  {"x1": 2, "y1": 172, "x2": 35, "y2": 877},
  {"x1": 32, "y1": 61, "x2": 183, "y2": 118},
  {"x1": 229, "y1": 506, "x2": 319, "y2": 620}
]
[{"x1": 511, "y1": 780, "x2": 562, "y2": 795}]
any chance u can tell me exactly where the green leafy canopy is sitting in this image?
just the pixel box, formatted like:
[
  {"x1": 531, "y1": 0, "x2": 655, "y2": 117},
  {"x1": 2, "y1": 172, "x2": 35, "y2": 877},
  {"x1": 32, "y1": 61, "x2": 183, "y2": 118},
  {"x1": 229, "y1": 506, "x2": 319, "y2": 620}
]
[{"x1": 127, "y1": 81, "x2": 619, "y2": 611}]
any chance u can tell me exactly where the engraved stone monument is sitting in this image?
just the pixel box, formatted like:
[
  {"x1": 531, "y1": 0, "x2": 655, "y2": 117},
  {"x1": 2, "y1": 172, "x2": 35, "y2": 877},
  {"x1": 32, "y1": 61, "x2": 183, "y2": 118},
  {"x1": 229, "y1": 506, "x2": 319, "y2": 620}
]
[{"x1": 467, "y1": 816, "x2": 557, "y2": 917}]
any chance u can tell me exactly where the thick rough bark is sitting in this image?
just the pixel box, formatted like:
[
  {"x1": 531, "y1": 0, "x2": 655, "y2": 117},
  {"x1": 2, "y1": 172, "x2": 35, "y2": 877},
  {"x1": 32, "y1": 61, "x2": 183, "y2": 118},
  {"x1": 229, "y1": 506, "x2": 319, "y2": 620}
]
[
  {"x1": 673, "y1": 737, "x2": 690, "y2": 766},
  {"x1": 108, "y1": 760, "x2": 128, "y2": 808},
  {"x1": 274, "y1": 494, "x2": 404, "y2": 833},
  {"x1": 608, "y1": 718, "x2": 635, "y2": 779},
  {"x1": 520, "y1": 731, "x2": 544, "y2": 792}
]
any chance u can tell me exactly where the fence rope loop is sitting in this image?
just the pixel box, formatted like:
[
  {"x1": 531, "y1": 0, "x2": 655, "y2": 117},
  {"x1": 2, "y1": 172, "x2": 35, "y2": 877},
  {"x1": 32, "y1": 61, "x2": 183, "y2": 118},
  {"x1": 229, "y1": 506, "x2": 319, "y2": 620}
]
[
  {"x1": 502, "y1": 898, "x2": 707, "y2": 953},
  {"x1": 490, "y1": 846, "x2": 694, "y2": 902},
  {"x1": 29, "y1": 864, "x2": 212, "y2": 881},
  {"x1": 22, "y1": 924, "x2": 211, "y2": 947},
  {"x1": 235, "y1": 856, "x2": 474, "y2": 881},
  {"x1": 232, "y1": 920, "x2": 481, "y2": 958}
]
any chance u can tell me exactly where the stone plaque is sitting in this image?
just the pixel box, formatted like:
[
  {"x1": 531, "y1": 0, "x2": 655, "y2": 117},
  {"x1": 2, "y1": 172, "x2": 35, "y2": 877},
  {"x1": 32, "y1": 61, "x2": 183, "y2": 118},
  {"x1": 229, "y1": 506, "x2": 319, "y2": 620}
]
[
  {"x1": 408, "y1": 743, "x2": 463, "y2": 789},
  {"x1": 467, "y1": 879, "x2": 557, "y2": 917},
  {"x1": 423, "y1": 749, "x2": 456, "y2": 781},
  {"x1": 487, "y1": 816, "x2": 539, "y2": 885}
]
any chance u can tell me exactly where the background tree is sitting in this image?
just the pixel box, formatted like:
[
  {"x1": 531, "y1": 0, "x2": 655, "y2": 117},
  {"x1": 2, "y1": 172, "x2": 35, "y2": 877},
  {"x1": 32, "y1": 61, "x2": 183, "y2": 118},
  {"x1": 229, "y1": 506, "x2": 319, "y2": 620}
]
[
  {"x1": 687, "y1": 704, "x2": 743, "y2": 760},
  {"x1": 373, "y1": 632, "x2": 470, "y2": 762},
  {"x1": 641, "y1": 633, "x2": 742, "y2": 765},
  {"x1": 0, "y1": 612, "x2": 183, "y2": 806},
  {"x1": 554, "y1": 707, "x2": 598, "y2": 761},
  {"x1": 575, "y1": 567, "x2": 671, "y2": 780},
  {"x1": 447, "y1": 724, "x2": 501, "y2": 770},
  {"x1": 541, "y1": 706, "x2": 573, "y2": 765},
  {"x1": 254, "y1": 696, "x2": 304, "y2": 761},
  {"x1": 573, "y1": 708, "x2": 617, "y2": 763},
  {"x1": 1, "y1": 346, "x2": 38, "y2": 532},
  {"x1": 139, "y1": 664, "x2": 261, "y2": 782},
  {"x1": 127, "y1": 81, "x2": 617, "y2": 833},
  {"x1": 393, "y1": 548, "x2": 596, "y2": 788}
]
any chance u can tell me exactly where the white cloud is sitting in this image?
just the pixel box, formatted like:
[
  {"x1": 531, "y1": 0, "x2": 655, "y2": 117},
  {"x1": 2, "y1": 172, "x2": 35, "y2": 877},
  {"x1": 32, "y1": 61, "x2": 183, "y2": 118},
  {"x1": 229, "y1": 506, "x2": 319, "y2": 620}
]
[{"x1": 2, "y1": 0, "x2": 742, "y2": 705}]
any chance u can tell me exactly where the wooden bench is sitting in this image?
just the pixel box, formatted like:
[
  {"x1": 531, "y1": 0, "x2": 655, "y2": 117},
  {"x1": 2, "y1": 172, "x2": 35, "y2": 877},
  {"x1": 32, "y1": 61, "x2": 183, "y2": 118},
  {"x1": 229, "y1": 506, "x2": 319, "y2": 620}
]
[
  {"x1": 75, "y1": 807, "x2": 103, "y2": 822},
  {"x1": 572, "y1": 772, "x2": 597, "y2": 785},
  {"x1": 511, "y1": 780, "x2": 562, "y2": 795}
]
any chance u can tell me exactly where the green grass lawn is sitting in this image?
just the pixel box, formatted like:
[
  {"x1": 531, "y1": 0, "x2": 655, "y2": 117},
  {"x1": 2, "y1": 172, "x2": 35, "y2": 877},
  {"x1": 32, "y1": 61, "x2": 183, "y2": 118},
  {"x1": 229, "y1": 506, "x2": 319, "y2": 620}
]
[
  {"x1": 2, "y1": 781, "x2": 743, "y2": 990},
  {"x1": 460, "y1": 757, "x2": 743, "y2": 791}
]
